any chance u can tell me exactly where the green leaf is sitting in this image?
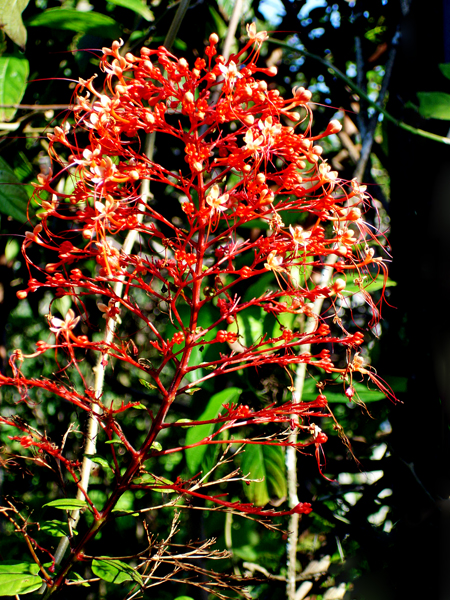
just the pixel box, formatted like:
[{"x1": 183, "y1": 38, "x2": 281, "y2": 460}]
[
  {"x1": 241, "y1": 444, "x2": 287, "y2": 506},
  {"x1": 26, "y1": 9, "x2": 121, "y2": 39},
  {"x1": 0, "y1": 55, "x2": 29, "y2": 121},
  {"x1": 67, "y1": 572, "x2": 90, "y2": 587},
  {"x1": 185, "y1": 387, "x2": 243, "y2": 475},
  {"x1": 417, "y1": 91, "x2": 450, "y2": 120},
  {"x1": 132, "y1": 473, "x2": 173, "y2": 492},
  {"x1": 228, "y1": 305, "x2": 265, "y2": 348},
  {"x1": 0, "y1": 0, "x2": 30, "y2": 48},
  {"x1": 439, "y1": 63, "x2": 450, "y2": 80},
  {"x1": 0, "y1": 561, "x2": 42, "y2": 596},
  {"x1": 139, "y1": 378, "x2": 157, "y2": 390},
  {"x1": 150, "y1": 441, "x2": 162, "y2": 452},
  {"x1": 85, "y1": 454, "x2": 112, "y2": 470},
  {"x1": 301, "y1": 379, "x2": 385, "y2": 403},
  {"x1": 342, "y1": 277, "x2": 396, "y2": 296},
  {"x1": 106, "y1": 0, "x2": 154, "y2": 21},
  {"x1": 243, "y1": 271, "x2": 276, "y2": 301},
  {"x1": 174, "y1": 597, "x2": 195, "y2": 600},
  {"x1": 44, "y1": 498, "x2": 88, "y2": 510},
  {"x1": 92, "y1": 559, "x2": 143, "y2": 586},
  {"x1": 0, "y1": 156, "x2": 29, "y2": 222},
  {"x1": 40, "y1": 520, "x2": 77, "y2": 537}
]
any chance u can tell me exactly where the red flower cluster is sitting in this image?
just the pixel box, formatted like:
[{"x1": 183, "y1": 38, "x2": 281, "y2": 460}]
[{"x1": 1, "y1": 26, "x2": 394, "y2": 595}]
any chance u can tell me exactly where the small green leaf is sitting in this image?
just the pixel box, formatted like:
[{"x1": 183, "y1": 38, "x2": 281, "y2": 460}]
[
  {"x1": 5, "y1": 238, "x2": 20, "y2": 261},
  {"x1": 133, "y1": 403, "x2": 147, "y2": 410},
  {"x1": 185, "y1": 387, "x2": 201, "y2": 395},
  {"x1": 185, "y1": 387, "x2": 243, "y2": 475},
  {"x1": 174, "y1": 597, "x2": 195, "y2": 600},
  {"x1": 67, "y1": 572, "x2": 90, "y2": 587},
  {"x1": 104, "y1": 439, "x2": 124, "y2": 445},
  {"x1": 0, "y1": 561, "x2": 42, "y2": 596},
  {"x1": 106, "y1": 0, "x2": 154, "y2": 21},
  {"x1": 176, "y1": 419, "x2": 192, "y2": 427},
  {"x1": 85, "y1": 454, "x2": 112, "y2": 470},
  {"x1": 0, "y1": 0, "x2": 30, "y2": 48},
  {"x1": 0, "y1": 55, "x2": 29, "y2": 121},
  {"x1": 40, "y1": 520, "x2": 77, "y2": 537},
  {"x1": 150, "y1": 441, "x2": 162, "y2": 452},
  {"x1": 44, "y1": 498, "x2": 88, "y2": 510},
  {"x1": 27, "y1": 9, "x2": 121, "y2": 39},
  {"x1": 92, "y1": 559, "x2": 143, "y2": 586},
  {"x1": 0, "y1": 156, "x2": 29, "y2": 222},
  {"x1": 241, "y1": 445, "x2": 287, "y2": 506},
  {"x1": 417, "y1": 91, "x2": 450, "y2": 120},
  {"x1": 139, "y1": 378, "x2": 157, "y2": 390},
  {"x1": 132, "y1": 473, "x2": 173, "y2": 492},
  {"x1": 439, "y1": 63, "x2": 450, "y2": 80}
]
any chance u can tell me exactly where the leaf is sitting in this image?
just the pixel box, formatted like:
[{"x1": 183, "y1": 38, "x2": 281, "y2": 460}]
[
  {"x1": 228, "y1": 305, "x2": 265, "y2": 348},
  {"x1": 301, "y1": 379, "x2": 386, "y2": 403},
  {"x1": 417, "y1": 91, "x2": 450, "y2": 120},
  {"x1": 439, "y1": 63, "x2": 450, "y2": 80},
  {"x1": 106, "y1": 0, "x2": 154, "y2": 21},
  {"x1": 132, "y1": 473, "x2": 174, "y2": 492},
  {"x1": 185, "y1": 387, "x2": 201, "y2": 395},
  {"x1": 139, "y1": 378, "x2": 157, "y2": 390},
  {"x1": 185, "y1": 387, "x2": 242, "y2": 474},
  {"x1": 241, "y1": 444, "x2": 287, "y2": 506},
  {"x1": 342, "y1": 277, "x2": 396, "y2": 296},
  {"x1": 0, "y1": 0, "x2": 30, "y2": 48},
  {"x1": 85, "y1": 454, "x2": 112, "y2": 470},
  {"x1": 26, "y1": 9, "x2": 121, "y2": 39},
  {"x1": 174, "y1": 597, "x2": 195, "y2": 600},
  {"x1": 92, "y1": 559, "x2": 143, "y2": 586},
  {"x1": 0, "y1": 55, "x2": 29, "y2": 121},
  {"x1": 67, "y1": 572, "x2": 90, "y2": 587},
  {"x1": 0, "y1": 156, "x2": 29, "y2": 222},
  {"x1": 243, "y1": 271, "x2": 276, "y2": 301},
  {"x1": 0, "y1": 561, "x2": 42, "y2": 596},
  {"x1": 40, "y1": 520, "x2": 77, "y2": 537},
  {"x1": 44, "y1": 498, "x2": 88, "y2": 510}
]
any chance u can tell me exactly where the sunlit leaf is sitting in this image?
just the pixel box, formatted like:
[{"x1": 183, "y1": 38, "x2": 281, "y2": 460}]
[
  {"x1": 439, "y1": 63, "x2": 450, "y2": 80},
  {"x1": 417, "y1": 91, "x2": 450, "y2": 120},
  {"x1": 301, "y1": 379, "x2": 385, "y2": 403},
  {"x1": 40, "y1": 520, "x2": 77, "y2": 537},
  {"x1": 0, "y1": 55, "x2": 29, "y2": 121},
  {"x1": 106, "y1": 0, "x2": 154, "y2": 21},
  {"x1": 132, "y1": 473, "x2": 174, "y2": 492},
  {"x1": 0, "y1": 561, "x2": 42, "y2": 596},
  {"x1": 139, "y1": 378, "x2": 157, "y2": 390},
  {"x1": 0, "y1": 0, "x2": 30, "y2": 48},
  {"x1": 241, "y1": 444, "x2": 287, "y2": 506},
  {"x1": 67, "y1": 572, "x2": 90, "y2": 587},
  {"x1": 0, "y1": 156, "x2": 29, "y2": 222},
  {"x1": 228, "y1": 305, "x2": 265, "y2": 348},
  {"x1": 92, "y1": 559, "x2": 143, "y2": 586},
  {"x1": 43, "y1": 498, "x2": 88, "y2": 510},
  {"x1": 342, "y1": 277, "x2": 397, "y2": 296},
  {"x1": 27, "y1": 9, "x2": 121, "y2": 39},
  {"x1": 85, "y1": 454, "x2": 112, "y2": 470},
  {"x1": 185, "y1": 387, "x2": 242, "y2": 474}
]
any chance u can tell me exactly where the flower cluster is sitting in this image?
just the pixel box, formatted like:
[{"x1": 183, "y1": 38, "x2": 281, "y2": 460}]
[{"x1": 1, "y1": 26, "x2": 394, "y2": 596}]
